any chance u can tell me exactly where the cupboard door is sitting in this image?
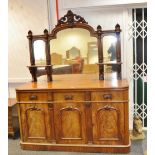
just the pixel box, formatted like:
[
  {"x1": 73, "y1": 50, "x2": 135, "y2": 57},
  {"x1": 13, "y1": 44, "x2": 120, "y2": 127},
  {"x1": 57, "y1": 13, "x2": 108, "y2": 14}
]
[
  {"x1": 19, "y1": 103, "x2": 52, "y2": 143},
  {"x1": 92, "y1": 102, "x2": 125, "y2": 145},
  {"x1": 54, "y1": 102, "x2": 87, "y2": 144}
]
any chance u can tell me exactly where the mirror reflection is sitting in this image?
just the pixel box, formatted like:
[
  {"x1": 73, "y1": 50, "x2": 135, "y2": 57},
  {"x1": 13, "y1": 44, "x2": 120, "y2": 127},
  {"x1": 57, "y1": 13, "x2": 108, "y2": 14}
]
[
  {"x1": 103, "y1": 35, "x2": 117, "y2": 72},
  {"x1": 33, "y1": 40, "x2": 46, "y2": 65},
  {"x1": 50, "y1": 28, "x2": 98, "y2": 74},
  {"x1": 103, "y1": 35, "x2": 117, "y2": 62},
  {"x1": 32, "y1": 34, "x2": 118, "y2": 74}
]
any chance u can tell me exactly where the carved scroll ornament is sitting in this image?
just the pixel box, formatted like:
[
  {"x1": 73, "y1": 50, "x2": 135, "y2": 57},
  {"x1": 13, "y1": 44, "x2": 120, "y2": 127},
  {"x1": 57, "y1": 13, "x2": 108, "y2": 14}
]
[{"x1": 57, "y1": 10, "x2": 88, "y2": 27}]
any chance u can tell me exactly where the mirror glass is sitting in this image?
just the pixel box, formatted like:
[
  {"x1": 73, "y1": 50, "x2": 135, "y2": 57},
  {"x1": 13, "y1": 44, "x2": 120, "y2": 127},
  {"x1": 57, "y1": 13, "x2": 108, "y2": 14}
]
[
  {"x1": 102, "y1": 35, "x2": 117, "y2": 72},
  {"x1": 33, "y1": 40, "x2": 46, "y2": 65},
  {"x1": 103, "y1": 35, "x2": 117, "y2": 62},
  {"x1": 50, "y1": 28, "x2": 98, "y2": 74}
]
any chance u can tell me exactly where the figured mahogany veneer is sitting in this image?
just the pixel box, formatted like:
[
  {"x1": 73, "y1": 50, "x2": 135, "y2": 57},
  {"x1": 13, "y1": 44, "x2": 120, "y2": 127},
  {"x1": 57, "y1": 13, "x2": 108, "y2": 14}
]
[{"x1": 16, "y1": 74, "x2": 130, "y2": 153}]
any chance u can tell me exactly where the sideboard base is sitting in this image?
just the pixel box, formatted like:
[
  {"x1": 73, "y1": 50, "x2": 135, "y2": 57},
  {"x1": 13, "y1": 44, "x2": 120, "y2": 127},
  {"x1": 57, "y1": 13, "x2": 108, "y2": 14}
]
[{"x1": 20, "y1": 141, "x2": 131, "y2": 153}]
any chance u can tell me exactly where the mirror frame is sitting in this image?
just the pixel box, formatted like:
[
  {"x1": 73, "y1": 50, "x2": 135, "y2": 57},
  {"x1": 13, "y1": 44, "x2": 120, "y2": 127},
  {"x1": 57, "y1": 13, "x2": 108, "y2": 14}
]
[{"x1": 27, "y1": 10, "x2": 121, "y2": 82}]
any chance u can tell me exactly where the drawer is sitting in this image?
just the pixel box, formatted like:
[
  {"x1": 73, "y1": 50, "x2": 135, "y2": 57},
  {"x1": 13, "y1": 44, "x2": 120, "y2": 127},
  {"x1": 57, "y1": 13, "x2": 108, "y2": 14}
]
[
  {"x1": 91, "y1": 90, "x2": 127, "y2": 101},
  {"x1": 53, "y1": 92, "x2": 85, "y2": 101},
  {"x1": 18, "y1": 92, "x2": 48, "y2": 102}
]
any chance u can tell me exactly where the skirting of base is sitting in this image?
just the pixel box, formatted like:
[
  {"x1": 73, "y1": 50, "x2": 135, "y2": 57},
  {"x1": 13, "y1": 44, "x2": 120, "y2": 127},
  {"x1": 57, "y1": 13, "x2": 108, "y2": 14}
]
[{"x1": 20, "y1": 141, "x2": 131, "y2": 153}]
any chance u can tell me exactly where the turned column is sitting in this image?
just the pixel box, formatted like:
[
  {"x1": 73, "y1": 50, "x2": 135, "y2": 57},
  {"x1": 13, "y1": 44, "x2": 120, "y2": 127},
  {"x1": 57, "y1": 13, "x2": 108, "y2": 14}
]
[
  {"x1": 97, "y1": 25, "x2": 104, "y2": 80},
  {"x1": 115, "y1": 24, "x2": 121, "y2": 79},
  {"x1": 27, "y1": 30, "x2": 37, "y2": 82},
  {"x1": 44, "y1": 29, "x2": 52, "y2": 81}
]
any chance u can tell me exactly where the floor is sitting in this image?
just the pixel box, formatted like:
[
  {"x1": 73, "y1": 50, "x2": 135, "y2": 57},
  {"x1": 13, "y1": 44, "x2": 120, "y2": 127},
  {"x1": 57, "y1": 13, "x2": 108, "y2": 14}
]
[{"x1": 8, "y1": 133, "x2": 147, "y2": 155}]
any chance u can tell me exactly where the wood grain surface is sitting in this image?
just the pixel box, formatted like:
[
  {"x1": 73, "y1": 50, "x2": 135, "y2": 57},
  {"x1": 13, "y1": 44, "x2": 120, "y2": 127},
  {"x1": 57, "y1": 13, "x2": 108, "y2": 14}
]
[{"x1": 16, "y1": 73, "x2": 130, "y2": 153}]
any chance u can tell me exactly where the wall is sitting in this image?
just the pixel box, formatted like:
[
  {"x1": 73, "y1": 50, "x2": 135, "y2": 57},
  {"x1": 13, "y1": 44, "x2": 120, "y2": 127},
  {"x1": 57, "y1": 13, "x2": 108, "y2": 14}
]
[
  {"x1": 8, "y1": 0, "x2": 48, "y2": 82},
  {"x1": 59, "y1": 0, "x2": 146, "y2": 9}
]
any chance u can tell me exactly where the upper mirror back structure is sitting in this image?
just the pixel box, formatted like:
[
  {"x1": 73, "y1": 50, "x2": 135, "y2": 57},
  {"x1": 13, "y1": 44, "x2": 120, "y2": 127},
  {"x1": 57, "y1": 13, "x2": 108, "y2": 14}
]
[{"x1": 27, "y1": 10, "x2": 122, "y2": 82}]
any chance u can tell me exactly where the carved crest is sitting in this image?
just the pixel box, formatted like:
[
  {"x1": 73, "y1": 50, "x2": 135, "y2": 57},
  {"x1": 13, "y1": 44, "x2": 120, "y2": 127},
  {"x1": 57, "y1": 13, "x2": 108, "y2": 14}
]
[{"x1": 56, "y1": 10, "x2": 88, "y2": 27}]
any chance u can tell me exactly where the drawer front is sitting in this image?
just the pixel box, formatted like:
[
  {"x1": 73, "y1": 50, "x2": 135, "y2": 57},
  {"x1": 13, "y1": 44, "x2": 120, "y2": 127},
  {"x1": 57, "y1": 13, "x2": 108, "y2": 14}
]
[
  {"x1": 53, "y1": 92, "x2": 85, "y2": 101},
  {"x1": 91, "y1": 90, "x2": 127, "y2": 101},
  {"x1": 18, "y1": 92, "x2": 48, "y2": 102}
]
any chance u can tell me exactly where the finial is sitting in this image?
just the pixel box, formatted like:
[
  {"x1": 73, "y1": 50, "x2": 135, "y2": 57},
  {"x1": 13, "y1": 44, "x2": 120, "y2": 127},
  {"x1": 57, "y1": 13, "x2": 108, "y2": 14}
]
[
  {"x1": 97, "y1": 25, "x2": 102, "y2": 31},
  {"x1": 115, "y1": 24, "x2": 121, "y2": 32},
  {"x1": 44, "y1": 29, "x2": 48, "y2": 34},
  {"x1": 28, "y1": 30, "x2": 32, "y2": 35}
]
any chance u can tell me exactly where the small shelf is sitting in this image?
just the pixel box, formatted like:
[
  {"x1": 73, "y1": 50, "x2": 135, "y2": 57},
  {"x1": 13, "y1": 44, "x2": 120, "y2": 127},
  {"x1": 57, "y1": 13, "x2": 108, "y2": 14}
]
[
  {"x1": 27, "y1": 65, "x2": 53, "y2": 68},
  {"x1": 97, "y1": 61, "x2": 122, "y2": 65}
]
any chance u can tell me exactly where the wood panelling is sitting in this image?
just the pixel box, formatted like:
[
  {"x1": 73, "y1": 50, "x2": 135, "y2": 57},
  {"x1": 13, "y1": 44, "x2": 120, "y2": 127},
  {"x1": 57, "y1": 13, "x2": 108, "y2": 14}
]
[
  {"x1": 97, "y1": 106, "x2": 119, "y2": 139},
  {"x1": 54, "y1": 102, "x2": 87, "y2": 144},
  {"x1": 20, "y1": 142, "x2": 130, "y2": 153},
  {"x1": 92, "y1": 102, "x2": 125, "y2": 145},
  {"x1": 26, "y1": 107, "x2": 46, "y2": 138},
  {"x1": 16, "y1": 74, "x2": 128, "y2": 90},
  {"x1": 16, "y1": 74, "x2": 130, "y2": 152},
  {"x1": 19, "y1": 103, "x2": 53, "y2": 143}
]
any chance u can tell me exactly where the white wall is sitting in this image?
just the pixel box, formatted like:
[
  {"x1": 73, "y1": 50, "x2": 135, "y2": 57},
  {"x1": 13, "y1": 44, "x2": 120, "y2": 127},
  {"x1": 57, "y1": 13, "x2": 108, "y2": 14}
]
[
  {"x1": 8, "y1": 0, "x2": 48, "y2": 82},
  {"x1": 60, "y1": 0, "x2": 147, "y2": 9}
]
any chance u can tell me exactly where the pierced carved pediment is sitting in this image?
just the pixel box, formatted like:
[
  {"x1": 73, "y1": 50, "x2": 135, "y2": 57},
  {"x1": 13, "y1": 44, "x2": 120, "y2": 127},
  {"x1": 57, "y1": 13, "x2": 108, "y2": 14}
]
[{"x1": 56, "y1": 10, "x2": 88, "y2": 27}]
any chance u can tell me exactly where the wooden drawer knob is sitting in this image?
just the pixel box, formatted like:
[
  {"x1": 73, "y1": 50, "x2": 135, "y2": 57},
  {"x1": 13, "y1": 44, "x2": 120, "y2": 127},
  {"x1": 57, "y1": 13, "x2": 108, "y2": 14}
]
[
  {"x1": 48, "y1": 103, "x2": 53, "y2": 108},
  {"x1": 64, "y1": 95, "x2": 73, "y2": 100},
  {"x1": 85, "y1": 102, "x2": 91, "y2": 107},
  {"x1": 29, "y1": 95, "x2": 38, "y2": 100},
  {"x1": 103, "y1": 94, "x2": 112, "y2": 99}
]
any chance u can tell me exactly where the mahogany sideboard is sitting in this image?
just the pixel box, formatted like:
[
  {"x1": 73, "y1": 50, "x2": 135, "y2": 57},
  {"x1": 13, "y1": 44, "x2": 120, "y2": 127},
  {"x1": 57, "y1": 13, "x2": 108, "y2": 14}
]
[{"x1": 16, "y1": 74, "x2": 130, "y2": 153}]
